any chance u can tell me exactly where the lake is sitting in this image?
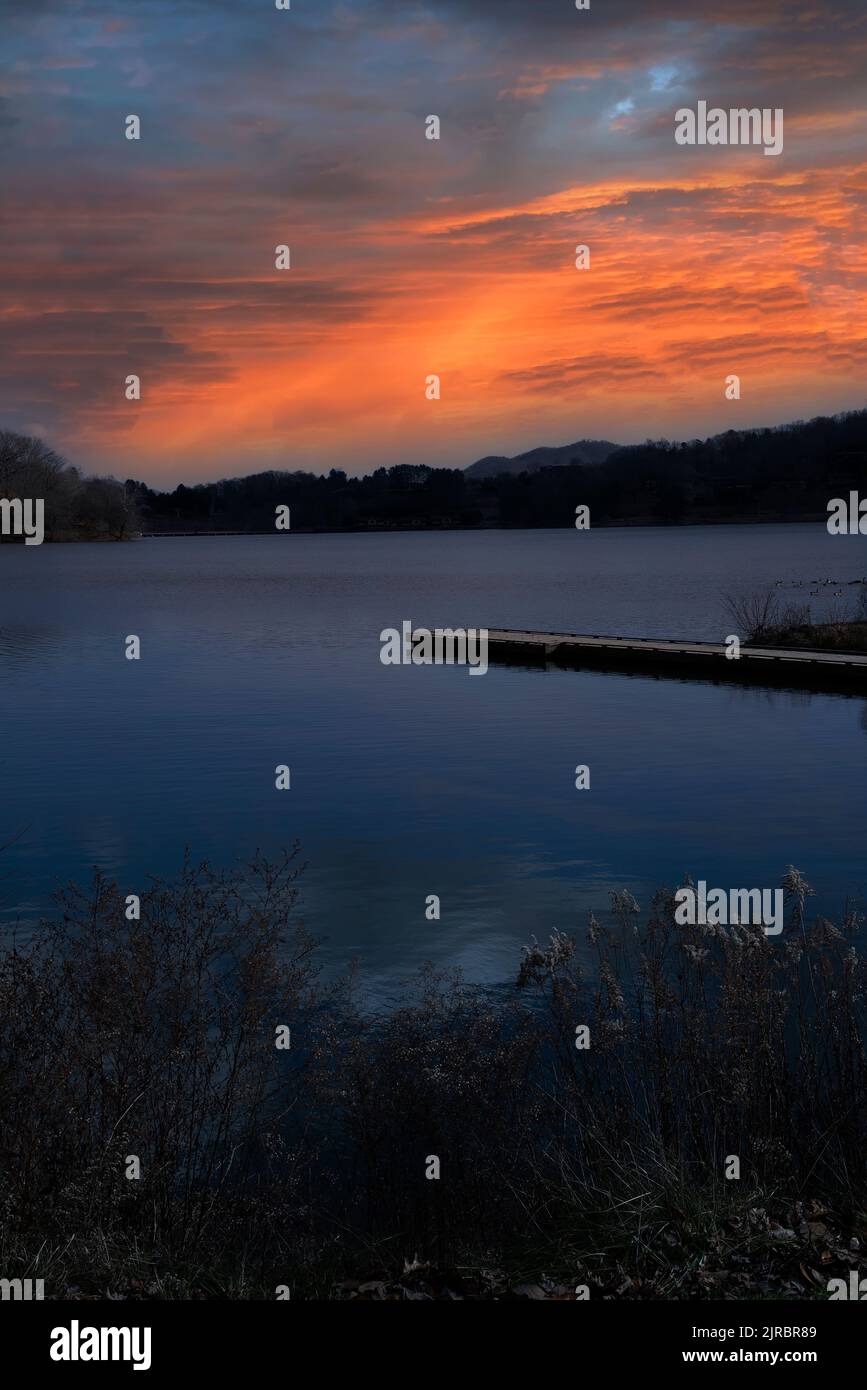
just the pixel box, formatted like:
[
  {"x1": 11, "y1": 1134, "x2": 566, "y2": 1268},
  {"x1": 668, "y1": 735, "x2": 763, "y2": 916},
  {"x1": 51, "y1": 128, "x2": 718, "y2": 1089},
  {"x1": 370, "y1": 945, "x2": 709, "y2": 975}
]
[{"x1": 1, "y1": 523, "x2": 865, "y2": 999}]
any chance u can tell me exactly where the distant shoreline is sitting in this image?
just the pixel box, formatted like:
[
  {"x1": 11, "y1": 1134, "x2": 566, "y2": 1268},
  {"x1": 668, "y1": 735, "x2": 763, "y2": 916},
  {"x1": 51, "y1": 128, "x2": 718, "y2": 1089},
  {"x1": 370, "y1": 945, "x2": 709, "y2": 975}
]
[
  {"x1": 0, "y1": 513, "x2": 841, "y2": 545},
  {"x1": 135, "y1": 513, "x2": 831, "y2": 538},
  {"x1": 3, "y1": 407, "x2": 863, "y2": 542}
]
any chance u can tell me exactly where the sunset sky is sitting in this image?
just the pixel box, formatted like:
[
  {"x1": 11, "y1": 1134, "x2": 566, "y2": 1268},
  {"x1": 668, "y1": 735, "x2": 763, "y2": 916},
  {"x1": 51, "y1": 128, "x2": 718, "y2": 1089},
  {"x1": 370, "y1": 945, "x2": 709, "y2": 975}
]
[{"x1": 1, "y1": 0, "x2": 866, "y2": 486}]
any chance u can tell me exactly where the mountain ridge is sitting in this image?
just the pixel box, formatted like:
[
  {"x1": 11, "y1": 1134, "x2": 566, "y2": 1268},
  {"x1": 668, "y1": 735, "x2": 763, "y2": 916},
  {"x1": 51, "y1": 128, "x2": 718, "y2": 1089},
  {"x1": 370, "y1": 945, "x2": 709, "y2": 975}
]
[{"x1": 465, "y1": 438, "x2": 620, "y2": 478}]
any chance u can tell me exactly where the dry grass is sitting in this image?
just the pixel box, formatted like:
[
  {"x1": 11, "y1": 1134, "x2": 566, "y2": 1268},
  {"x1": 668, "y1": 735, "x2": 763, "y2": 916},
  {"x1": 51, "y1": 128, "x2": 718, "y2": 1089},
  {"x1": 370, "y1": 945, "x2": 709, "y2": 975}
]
[
  {"x1": 0, "y1": 856, "x2": 864, "y2": 1298},
  {"x1": 724, "y1": 584, "x2": 867, "y2": 651}
]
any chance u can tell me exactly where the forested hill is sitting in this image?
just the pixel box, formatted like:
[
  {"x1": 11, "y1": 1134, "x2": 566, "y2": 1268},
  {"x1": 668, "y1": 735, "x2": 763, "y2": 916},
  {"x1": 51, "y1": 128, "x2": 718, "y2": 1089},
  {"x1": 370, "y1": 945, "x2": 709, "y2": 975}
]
[
  {"x1": 129, "y1": 409, "x2": 867, "y2": 533},
  {"x1": 464, "y1": 438, "x2": 619, "y2": 478},
  {"x1": 2, "y1": 410, "x2": 865, "y2": 540}
]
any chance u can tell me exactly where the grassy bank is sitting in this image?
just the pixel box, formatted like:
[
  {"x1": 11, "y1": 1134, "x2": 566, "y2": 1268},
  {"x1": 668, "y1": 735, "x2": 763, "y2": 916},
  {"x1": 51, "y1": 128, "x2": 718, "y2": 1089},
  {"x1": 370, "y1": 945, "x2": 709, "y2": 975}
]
[
  {"x1": 727, "y1": 585, "x2": 867, "y2": 654},
  {"x1": 752, "y1": 620, "x2": 867, "y2": 654},
  {"x1": 0, "y1": 855, "x2": 864, "y2": 1300}
]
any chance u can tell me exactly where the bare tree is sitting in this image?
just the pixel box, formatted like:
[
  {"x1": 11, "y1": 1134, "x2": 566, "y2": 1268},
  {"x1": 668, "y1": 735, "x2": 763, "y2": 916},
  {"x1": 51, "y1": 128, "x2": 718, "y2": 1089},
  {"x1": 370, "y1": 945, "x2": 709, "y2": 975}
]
[
  {"x1": 0, "y1": 431, "x2": 135, "y2": 540},
  {"x1": 722, "y1": 587, "x2": 779, "y2": 641}
]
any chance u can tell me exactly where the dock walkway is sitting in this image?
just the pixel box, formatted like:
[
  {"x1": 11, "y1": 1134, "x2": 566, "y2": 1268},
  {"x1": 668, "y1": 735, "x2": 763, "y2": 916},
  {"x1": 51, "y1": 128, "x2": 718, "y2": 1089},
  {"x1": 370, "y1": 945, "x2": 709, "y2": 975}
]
[{"x1": 485, "y1": 628, "x2": 867, "y2": 693}]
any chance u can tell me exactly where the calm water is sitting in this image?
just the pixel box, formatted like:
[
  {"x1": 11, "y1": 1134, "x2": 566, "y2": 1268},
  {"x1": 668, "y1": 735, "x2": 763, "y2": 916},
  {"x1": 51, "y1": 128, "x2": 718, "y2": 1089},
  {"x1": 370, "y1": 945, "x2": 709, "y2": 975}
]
[{"x1": 1, "y1": 524, "x2": 865, "y2": 997}]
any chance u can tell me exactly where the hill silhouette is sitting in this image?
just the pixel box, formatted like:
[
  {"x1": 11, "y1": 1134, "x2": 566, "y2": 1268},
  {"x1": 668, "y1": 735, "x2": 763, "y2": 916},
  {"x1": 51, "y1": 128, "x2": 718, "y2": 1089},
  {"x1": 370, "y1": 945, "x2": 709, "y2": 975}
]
[{"x1": 465, "y1": 439, "x2": 619, "y2": 479}]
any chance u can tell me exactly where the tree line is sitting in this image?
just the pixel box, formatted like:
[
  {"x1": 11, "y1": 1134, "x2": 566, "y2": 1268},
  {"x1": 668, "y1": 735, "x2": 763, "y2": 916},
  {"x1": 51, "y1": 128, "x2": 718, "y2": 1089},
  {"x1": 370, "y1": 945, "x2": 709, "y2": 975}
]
[
  {"x1": 2, "y1": 408, "x2": 865, "y2": 540},
  {"x1": 128, "y1": 408, "x2": 867, "y2": 533},
  {"x1": 0, "y1": 431, "x2": 137, "y2": 541}
]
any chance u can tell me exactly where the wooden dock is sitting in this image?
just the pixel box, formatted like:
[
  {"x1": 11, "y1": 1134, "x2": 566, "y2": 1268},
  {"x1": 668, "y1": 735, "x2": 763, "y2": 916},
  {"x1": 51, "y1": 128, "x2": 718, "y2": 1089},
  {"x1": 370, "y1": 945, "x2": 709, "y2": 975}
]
[{"x1": 486, "y1": 628, "x2": 867, "y2": 693}]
